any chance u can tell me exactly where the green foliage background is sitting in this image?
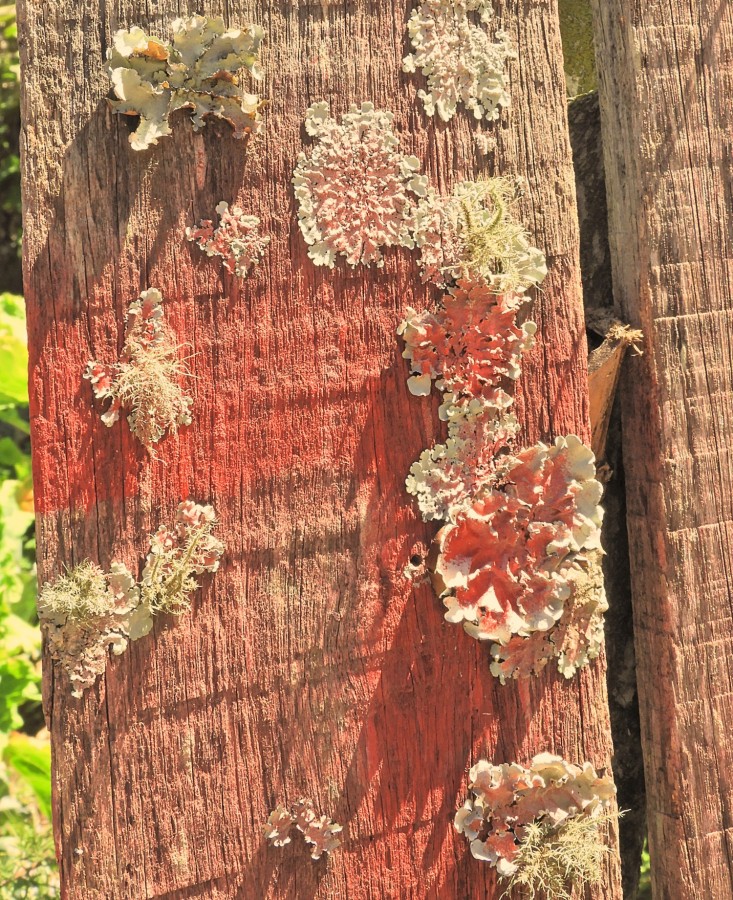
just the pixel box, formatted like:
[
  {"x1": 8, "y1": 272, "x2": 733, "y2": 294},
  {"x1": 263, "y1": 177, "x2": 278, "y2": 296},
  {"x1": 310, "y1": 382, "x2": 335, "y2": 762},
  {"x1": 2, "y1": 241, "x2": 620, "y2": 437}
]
[{"x1": 0, "y1": 5, "x2": 58, "y2": 896}]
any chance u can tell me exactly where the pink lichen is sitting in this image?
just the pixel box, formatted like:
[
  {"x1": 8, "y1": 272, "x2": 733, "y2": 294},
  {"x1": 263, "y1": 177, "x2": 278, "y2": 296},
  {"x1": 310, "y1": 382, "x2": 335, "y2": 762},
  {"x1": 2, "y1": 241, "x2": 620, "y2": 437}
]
[
  {"x1": 187, "y1": 201, "x2": 269, "y2": 277},
  {"x1": 431, "y1": 436, "x2": 606, "y2": 679},
  {"x1": 292, "y1": 101, "x2": 428, "y2": 268},
  {"x1": 454, "y1": 754, "x2": 616, "y2": 884},
  {"x1": 140, "y1": 501, "x2": 224, "y2": 615},
  {"x1": 398, "y1": 281, "x2": 536, "y2": 400},
  {"x1": 265, "y1": 798, "x2": 342, "y2": 860},
  {"x1": 84, "y1": 288, "x2": 192, "y2": 447}
]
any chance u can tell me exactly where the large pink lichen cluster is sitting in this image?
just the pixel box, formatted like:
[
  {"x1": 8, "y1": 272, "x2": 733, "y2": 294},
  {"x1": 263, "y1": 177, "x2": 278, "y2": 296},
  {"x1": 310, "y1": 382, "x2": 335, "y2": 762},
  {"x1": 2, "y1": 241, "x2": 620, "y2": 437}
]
[
  {"x1": 454, "y1": 753, "x2": 615, "y2": 887},
  {"x1": 187, "y1": 201, "x2": 269, "y2": 278},
  {"x1": 85, "y1": 288, "x2": 193, "y2": 447},
  {"x1": 403, "y1": 0, "x2": 515, "y2": 123},
  {"x1": 400, "y1": 178, "x2": 607, "y2": 680},
  {"x1": 432, "y1": 436, "x2": 607, "y2": 679},
  {"x1": 141, "y1": 501, "x2": 225, "y2": 615},
  {"x1": 399, "y1": 283, "x2": 536, "y2": 400},
  {"x1": 264, "y1": 798, "x2": 342, "y2": 860},
  {"x1": 292, "y1": 101, "x2": 428, "y2": 268}
]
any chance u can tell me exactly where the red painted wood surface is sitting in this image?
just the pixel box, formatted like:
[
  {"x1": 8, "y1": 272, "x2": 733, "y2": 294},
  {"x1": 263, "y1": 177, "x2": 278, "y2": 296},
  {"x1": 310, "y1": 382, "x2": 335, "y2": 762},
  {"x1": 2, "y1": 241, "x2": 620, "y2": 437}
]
[
  {"x1": 592, "y1": 2, "x2": 733, "y2": 897},
  {"x1": 18, "y1": 1, "x2": 621, "y2": 896}
]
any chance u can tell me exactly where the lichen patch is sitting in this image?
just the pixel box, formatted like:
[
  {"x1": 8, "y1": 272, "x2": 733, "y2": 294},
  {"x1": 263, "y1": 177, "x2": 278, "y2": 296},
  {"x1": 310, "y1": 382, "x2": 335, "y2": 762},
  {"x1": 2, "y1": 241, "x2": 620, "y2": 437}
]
[
  {"x1": 37, "y1": 561, "x2": 153, "y2": 697},
  {"x1": 403, "y1": 0, "x2": 515, "y2": 124},
  {"x1": 454, "y1": 754, "x2": 616, "y2": 897},
  {"x1": 108, "y1": 16, "x2": 265, "y2": 150},
  {"x1": 292, "y1": 102, "x2": 428, "y2": 268},
  {"x1": 85, "y1": 288, "x2": 193, "y2": 448},
  {"x1": 187, "y1": 201, "x2": 269, "y2": 277},
  {"x1": 141, "y1": 501, "x2": 224, "y2": 615},
  {"x1": 265, "y1": 798, "x2": 342, "y2": 860},
  {"x1": 412, "y1": 177, "x2": 547, "y2": 291}
]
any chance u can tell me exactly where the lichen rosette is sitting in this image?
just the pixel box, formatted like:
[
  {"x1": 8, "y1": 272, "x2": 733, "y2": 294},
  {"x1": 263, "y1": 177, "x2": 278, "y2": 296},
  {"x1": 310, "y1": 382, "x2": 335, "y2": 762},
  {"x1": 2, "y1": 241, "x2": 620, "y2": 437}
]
[{"x1": 293, "y1": 102, "x2": 428, "y2": 268}]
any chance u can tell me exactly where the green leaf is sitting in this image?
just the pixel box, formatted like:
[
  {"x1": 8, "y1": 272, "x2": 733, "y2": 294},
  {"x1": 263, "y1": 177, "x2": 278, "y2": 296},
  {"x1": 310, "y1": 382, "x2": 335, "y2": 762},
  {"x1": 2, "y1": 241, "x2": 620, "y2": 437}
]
[
  {"x1": 3, "y1": 734, "x2": 52, "y2": 821},
  {"x1": 0, "y1": 655, "x2": 40, "y2": 733}
]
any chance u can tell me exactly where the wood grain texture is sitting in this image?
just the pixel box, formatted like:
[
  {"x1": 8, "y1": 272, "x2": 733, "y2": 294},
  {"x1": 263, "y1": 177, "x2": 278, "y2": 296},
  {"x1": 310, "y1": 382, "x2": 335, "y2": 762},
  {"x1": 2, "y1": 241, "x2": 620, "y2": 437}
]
[
  {"x1": 591, "y1": 3, "x2": 733, "y2": 898},
  {"x1": 18, "y1": 1, "x2": 621, "y2": 897}
]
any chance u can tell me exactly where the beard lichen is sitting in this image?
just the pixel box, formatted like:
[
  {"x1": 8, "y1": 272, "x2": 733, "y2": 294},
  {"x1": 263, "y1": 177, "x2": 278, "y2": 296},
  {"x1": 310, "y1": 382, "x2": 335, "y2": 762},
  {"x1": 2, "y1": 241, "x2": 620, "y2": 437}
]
[
  {"x1": 499, "y1": 813, "x2": 615, "y2": 900},
  {"x1": 85, "y1": 288, "x2": 193, "y2": 448},
  {"x1": 413, "y1": 177, "x2": 548, "y2": 292}
]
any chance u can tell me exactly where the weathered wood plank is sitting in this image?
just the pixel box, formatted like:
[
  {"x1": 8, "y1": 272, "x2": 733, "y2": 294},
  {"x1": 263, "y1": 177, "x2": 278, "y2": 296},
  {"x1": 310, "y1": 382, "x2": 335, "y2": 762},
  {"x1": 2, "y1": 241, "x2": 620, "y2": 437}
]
[
  {"x1": 18, "y1": 1, "x2": 620, "y2": 896},
  {"x1": 591, "y1": 2, "x2": 733, "y2": 897}
]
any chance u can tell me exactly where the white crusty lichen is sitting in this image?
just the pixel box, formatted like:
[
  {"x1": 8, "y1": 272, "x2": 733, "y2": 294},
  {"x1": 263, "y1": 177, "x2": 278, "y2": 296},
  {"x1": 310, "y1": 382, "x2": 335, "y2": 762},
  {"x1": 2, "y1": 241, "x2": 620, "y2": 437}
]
[
  {"x1": 265, "y1": 798, "x2": 342, "y2": 860},
  {"x1": 454, "y1": 754, "x2": 616, "y2": 899},
  {"x1": 292, "y1": 101, "x2": 428, "y2": 268},
  {"x1": 403, "y1": 0, "x2": 515, "y2": 123},
  {"x1": 140, "y1": 501, "x2": 224, "y2": 615},
  {"x1": 107, "y1": 16, "x2": 265, "y2": 150},
  {"x1": 186, "y1": 201, "x2": 270, "y2": 278},
  {"x1": 37, "y1": 561, "x2": 153, "y2": 697},
  {"x1": 412, "y1": 177, "x2": 547, "y2": 291},
  {"x1": 85, "y1": 288, "x2": 192, "y2": 448}
]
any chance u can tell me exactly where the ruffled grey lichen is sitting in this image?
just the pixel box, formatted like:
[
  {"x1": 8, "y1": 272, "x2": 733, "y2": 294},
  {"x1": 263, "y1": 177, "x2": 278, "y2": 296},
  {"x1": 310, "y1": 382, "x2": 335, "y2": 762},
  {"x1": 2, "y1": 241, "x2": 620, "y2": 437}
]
[
  {"x1": 108, "y1": 16, "x2": 265, "y2": 150},
  {"x1": 412, "y1": 177, "x2": 548, "y2": 291},
  {"x1": 140, "y1": 501, "x2": 224, "y2": 615},
  {"x1": 186, "y1": 201, "x2": 270, "y2": 277},
  {"x1": 37, "y1": 561, "x2": 153, "y2": 697},
  {"x1": 265, "y1": 798, "x2": 342, "y2": 860},
  {"x1": 292, "y1": 102, "x2": 428, "y2": 268},
  {"x1": 85, "y1": 288, "x2": 192, "y2": 447},
  {"x1": 403, "y1": 0, "x2": 515, "y2": 123},
  {"x1": 454, "y1": 754, "x2": 616, "y2": 897}
]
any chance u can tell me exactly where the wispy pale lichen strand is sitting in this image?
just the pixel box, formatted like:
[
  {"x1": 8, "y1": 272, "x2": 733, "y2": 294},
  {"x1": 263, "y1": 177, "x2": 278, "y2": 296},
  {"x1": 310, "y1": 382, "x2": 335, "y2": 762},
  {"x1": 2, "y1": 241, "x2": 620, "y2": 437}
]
[
  {"x1": 85, "y1": 288, "x2": 192, "y2": 447},
  {"x1": 403, "y1": 0, "x2": 515, "y2": 123},
  {"x1": 108, "y1": 15, "x2": 265, "y2": 150}
]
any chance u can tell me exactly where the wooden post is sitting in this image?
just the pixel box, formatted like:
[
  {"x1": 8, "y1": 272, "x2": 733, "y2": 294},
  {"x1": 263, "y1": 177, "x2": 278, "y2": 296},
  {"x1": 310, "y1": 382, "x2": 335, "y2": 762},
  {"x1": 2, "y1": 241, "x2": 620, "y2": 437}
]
[
  {"x1": 18, "y1": 1, "x2": 621, "y2": 896},
  {"x1": 591, "y1": 3, "x2": 733, "y2": 897}
]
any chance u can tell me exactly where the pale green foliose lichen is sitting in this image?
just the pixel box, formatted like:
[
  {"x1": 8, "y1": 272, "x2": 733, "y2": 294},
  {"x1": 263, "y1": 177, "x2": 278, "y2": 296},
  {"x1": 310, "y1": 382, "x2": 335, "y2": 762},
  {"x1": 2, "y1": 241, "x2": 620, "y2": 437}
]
[
  {"x1": 107, "y1": 16, "x2": 265, "y2": 150},
  {"x1": 187, "y1": 201, "x2": 270, "y2": 278},
  {"x1": 265, "y1": 798, "x2": 342, "y2": 860},
  {"x1": 403, "y1": 0, "x2": 515, "y2": 123}
]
